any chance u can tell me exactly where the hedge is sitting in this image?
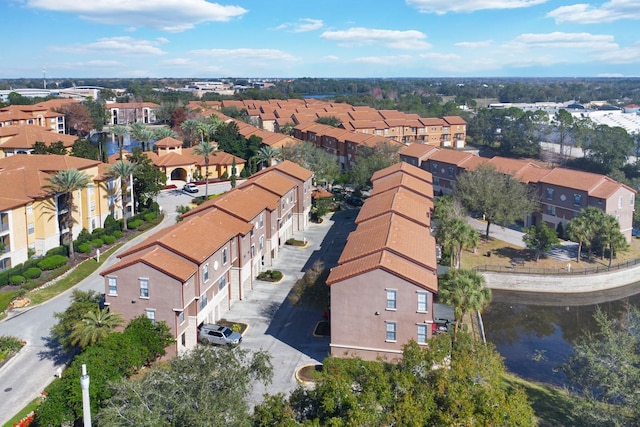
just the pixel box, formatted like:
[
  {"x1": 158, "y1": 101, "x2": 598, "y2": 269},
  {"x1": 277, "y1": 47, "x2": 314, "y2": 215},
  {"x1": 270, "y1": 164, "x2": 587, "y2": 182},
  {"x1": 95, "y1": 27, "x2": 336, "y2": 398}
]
[
  {"x1": 9, "y1": 275, "x2": 25, "y2": 285},
  {"x1": 91, "y1": 238, "x2": 104, "y2": 248},
  {"x1": 127, "y1": 219, "x2": 143, "y2": 229},
  {"x1": 103, "y1": 235, "x2": 116, "y2": 245},
  {"x1": 37, "y1": 255, "x2": 69, "y2": 271},
  {"x1": 76, "y1": 243, "x2": 92, "y2": 254},
  {"x1": 23, "y1": 267, "x2": 42, "y2": 279},
  {"x1": 112, "y1": 230, "x2": 124, "y2": 238}
]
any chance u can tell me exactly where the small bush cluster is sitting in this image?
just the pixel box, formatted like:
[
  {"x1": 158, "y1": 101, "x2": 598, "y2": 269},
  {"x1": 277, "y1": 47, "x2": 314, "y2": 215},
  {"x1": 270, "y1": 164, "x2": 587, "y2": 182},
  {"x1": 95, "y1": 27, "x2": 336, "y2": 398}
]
[
  {"x1": 127, "y1": 219, "x2": 143, "y2": 229},
  {"x1": 103, "y1": 235, "x2": 116, "y2": 245},
  {"x1": 257, "y1": 270, "x2": 283, "y2": 282},
  {"x1": 37, "y1": 255, "x2": 69, "y2": 271},
  {"x1": 9, "y1": 275, "x2": 25, "y2": 285},
  {"x1": 23, "y1": 267, "x2": 42, "y2": 279}
]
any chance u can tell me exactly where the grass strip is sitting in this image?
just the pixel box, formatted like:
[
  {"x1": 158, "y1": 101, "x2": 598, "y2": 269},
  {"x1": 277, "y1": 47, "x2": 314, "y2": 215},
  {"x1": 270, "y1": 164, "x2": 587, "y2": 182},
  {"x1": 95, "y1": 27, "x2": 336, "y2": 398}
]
[{"x1": 2, "y1": 396, "x2": 42, "y2": 427}]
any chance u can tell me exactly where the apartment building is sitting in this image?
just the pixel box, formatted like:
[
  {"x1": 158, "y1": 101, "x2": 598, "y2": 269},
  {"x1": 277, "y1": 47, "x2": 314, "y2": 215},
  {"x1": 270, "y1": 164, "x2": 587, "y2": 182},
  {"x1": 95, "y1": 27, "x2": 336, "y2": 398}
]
[
  {"x1": 0, "y1": 155, "x2": 120, "y2": 270},
  {"x1": 400, "y1": 144, "x2": 637, "y2": 241},
  {"x1": 100, "y1": 161, "x2": 314, "y2": 357},
  {"x1": 0, "y1": 125, "x2": 78, "y2": 159},
  {"x1": 0, "y1": 100, "x2": 69, "y2": 133},
  {"x1": 106, "y1": 102, "x2": 159, "y2": 125},
  {"x1": 327, "y1": 162, "x2": 438, "y2": 361}
]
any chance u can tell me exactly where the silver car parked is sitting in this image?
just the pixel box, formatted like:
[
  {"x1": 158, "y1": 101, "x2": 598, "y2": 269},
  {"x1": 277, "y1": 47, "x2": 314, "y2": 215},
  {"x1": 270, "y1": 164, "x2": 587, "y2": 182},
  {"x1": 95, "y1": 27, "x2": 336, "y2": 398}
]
[{"x1": 198, "y1": 324, "x2": 242, "y2": 346}]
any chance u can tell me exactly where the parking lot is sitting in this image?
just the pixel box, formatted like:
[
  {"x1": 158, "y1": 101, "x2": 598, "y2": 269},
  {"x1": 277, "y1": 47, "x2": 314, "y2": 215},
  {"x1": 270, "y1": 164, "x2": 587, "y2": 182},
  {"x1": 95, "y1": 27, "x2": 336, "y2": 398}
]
[{"x1": 221, "y1": 209, "x2": 357, "y2": 404}]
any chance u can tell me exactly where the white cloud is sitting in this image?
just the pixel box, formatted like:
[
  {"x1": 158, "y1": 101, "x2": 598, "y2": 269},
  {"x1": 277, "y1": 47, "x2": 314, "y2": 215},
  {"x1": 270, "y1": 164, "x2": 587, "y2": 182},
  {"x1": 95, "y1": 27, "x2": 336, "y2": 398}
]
[
  {"x1": 321, "y1": 27, "x2": 431, "y2": 50},
  {"x1": 275, "y1": 18, "x2": 324, "y2": 33},
  {"x1": 25, "y1": 0, "x2": 247, "y2": 32},
  {"x1": 323, "y1": 55, "x2": 340, "y2": 61},
  {"x1": 52, "y1": 37, "x2": 168, "y2": 56},
  {"x1": 418, "y1": 52, "x2": 461, "y2": 61},
  {"x1": 190, "y1": 48, "x2": 296, "y2": 62},
  {"x1": 406, "y1": 0, "x2": 546, "y2": 14},
  {"x1": 354, "y1": 55, "x2": 413, "y2": 64},
  {"x1": 507, "y1": 32, "x2": 617, "y2": 51},
  {"x1": 455, "y1": 40, "x2": 493, "y2": 48},
  {"x1": 594, "y1": 41, "x2": 640, "y2": 64},
  {"x1": 597, "y1": 73, "x2": 626, "y2": 77},
  {"x1": 161, "y1": 58, "x2": 194, "y2": 65},
  {"x1": 547, "y1": 0, "x2": 640, "y2": 24}
]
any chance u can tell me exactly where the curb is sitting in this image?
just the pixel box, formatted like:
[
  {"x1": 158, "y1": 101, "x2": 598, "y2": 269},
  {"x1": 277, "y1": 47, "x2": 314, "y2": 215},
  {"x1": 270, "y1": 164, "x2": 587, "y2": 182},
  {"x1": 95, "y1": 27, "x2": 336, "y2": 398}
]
[{"x1": 294, "y1": 364, "x2": 319, "y2": 386}]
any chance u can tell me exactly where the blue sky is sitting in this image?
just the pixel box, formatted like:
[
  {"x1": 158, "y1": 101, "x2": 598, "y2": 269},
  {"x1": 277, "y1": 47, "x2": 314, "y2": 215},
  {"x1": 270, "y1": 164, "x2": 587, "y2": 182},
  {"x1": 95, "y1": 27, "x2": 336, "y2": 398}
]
[{"x1": 3, "y1": 0, "x2": 640, "y2": 79}]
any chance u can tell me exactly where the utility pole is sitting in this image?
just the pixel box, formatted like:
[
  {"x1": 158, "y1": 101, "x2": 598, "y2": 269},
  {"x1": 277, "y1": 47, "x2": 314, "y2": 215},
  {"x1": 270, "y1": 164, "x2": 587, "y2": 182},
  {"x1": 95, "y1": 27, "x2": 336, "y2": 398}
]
[
  {"x1": 80, "y1": 364, "x2": 92, "y2": 427},
  {"x1": 42, "y1": 67, "x2": 47, "y2": 90}
]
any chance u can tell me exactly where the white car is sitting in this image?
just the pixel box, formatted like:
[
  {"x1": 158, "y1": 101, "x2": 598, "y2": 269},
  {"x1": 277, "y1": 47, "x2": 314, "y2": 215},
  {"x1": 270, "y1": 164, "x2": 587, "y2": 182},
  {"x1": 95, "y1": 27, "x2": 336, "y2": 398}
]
[
  {"x1": 198, "y1": 324, "x2": 242, "y2": 346},
  {"x1": 183, "y1": 183, "x2": 199, "y2": 193}
]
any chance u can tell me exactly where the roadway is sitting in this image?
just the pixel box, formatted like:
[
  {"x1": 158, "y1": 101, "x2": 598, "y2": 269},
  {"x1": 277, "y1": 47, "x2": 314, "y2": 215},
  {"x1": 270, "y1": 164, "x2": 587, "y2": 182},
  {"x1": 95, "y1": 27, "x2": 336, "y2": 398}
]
[{"x1": 0, "y1": 181, "x2": 232, "y2": 425}]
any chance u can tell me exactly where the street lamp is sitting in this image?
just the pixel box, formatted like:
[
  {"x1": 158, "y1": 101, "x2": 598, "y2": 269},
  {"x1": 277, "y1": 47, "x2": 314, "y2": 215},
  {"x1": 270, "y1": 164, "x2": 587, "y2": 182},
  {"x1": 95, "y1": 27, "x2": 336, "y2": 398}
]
[{"x1": 80, "y1": 364, "x2": 92, "y2": 427}]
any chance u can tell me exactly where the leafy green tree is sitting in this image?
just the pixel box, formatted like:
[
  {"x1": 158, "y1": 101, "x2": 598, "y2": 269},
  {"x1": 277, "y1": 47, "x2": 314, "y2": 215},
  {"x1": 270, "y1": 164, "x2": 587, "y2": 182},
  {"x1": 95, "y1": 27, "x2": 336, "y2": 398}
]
[
  {"x1": 193, "y1": 140, "x2": 216, "y2": 198},
  {"x1": 438, "y1": 269, "x2": 491, "y2": 338},
  {"x1": 433, "y1": 197, "x2": 479, "y2": 268},
  {"x1": 42, "y1": 168, "x2": 92, "y2": 258},
  {"x1": 69, "y1": 307, "x2": 124, "y2": 349},
  {"x1": 215, "y1": 121, "x2": 245, "y2": 158},
  {"x1": 582, "y1": 124, "x2": 634, "y2": 174},
  {"x1": 108, "y1": 160, "x2": 139, "y2": 230},
  {"x1": 315, "y1": 115, "x2": 342, "y2": 127},
  {"x1": 280, "y1": 141, "x2": 340, "y2": 186},
  {"x1": 128, "y1": 148, "x2": 167, "y2": 211},
  {"x1": 97, "y1": 346, "x2": 272, "y2": 426},
  {"x1": 348, "y1": 141, "x2": 401, "y2": 188},
  {"x1": 59, "y1": 102, "x2": 94, "y2": 136},
  {"x1": 230, "y1": 157, "x2": 237, "y2": 188},
  {"x1": 51, "y1": 290, "x2": 102, "y2": 352},
  {"x1": 31, "y1": 140, "x2": 68, "y2": 155},
  {"x1": 83, "y1": 99, "x2": 108, "y2": 132},
  {"x1": 562, "y1": 308, "x2": 640, "y2": 426},
  {"x1": 522, "y1": 222, "x2": 560, "y2": 261},
  {"x1": 454, "y1": 164, "x2": 538, "y2": 238},
  {"x1": 550, "y1": 108, "x2": 575, "y2": 165},
  {"x1": 180, "y1": 119, "x2": 201, "y2": 147},
  {"x1": 71, "y1": 138, "x2": 100, "y2": 160}
]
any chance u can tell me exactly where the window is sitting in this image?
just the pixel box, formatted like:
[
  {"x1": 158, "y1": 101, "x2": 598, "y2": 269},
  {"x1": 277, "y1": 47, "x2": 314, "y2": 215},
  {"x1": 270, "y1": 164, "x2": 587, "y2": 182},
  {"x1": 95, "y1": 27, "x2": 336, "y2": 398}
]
[
  {"x1": 573, "y1": 194, "x2": 582, "y2": 206},
  {"x1": 145, "y1": 309, "x2": 156, "y2": 325},
  {"x1": 178, "y1": 311, "x2": 185, "y2": 325},
  {"x1": 139, "y1": 278, "x2": 149, "y2": 298},
  {"x1": 259, "y1": 214, "x2": 264, "y2": 228},
  {"x1": 448, "y1": 167, "x2": 454, "y2": 177},
  {"x1": 386, "y1": 322, "x2": 397, "y2": 342},
  {"x1": 417, "y1": 292, "x2": 428, "y2": 312},
  {"x1": 219, "y1": 276, "x2": 227, "y2": 290},
  {"x1": 203, "y1": 264, "x2": 209, "y2": 282},
  {"x1": 90, "y1": 201, "x2": 95, "y2": 212},
  {"x1": 108, "y1": 277, "x2": 117, "y2": 295},
  {"x1": 619, "y1": 196, "x2": 623, "y2": 209},
  {"x1": 251, "y1": 245, "x2": 255, "y2": 257},
  {"x1": 433, "y1": 176, "x2": 440, "y2": 186},
  {"x1": 546, "y1": 205, "x2": 555, "y2": 216},
  {"x1": 546, "y1": 188, "x2": 554, "y2": 200},
  {"x1": 631, "y1": 194, "x2": 635, "y2": 206},
  {"x1": 417, "y1": 324, "x2": 427, "y2": 344},
  {"x1": 199, "y1": 292, "x2": 208, "y2": 310},
  {"x1": 386, "y1": 289, "x2": 397, "y2": 310},
  {"x1": 222, "y1": 248, "x2": 228, "y2": 264},
  {"x1": 181, "y1": 333, "x2": 186, "y2": 346},
  {"x1": 431, "y1": 163, "x2": 438, "y2": 173},
  {"x1": 28, "y1": 222, "x2": 35, "y2": 235},
  {"x1": 26, "y1": 204, "x2": 33, "y2": 215},
  {"x1": 259, "y1": 235, "x2": 264, "y2": 250}
]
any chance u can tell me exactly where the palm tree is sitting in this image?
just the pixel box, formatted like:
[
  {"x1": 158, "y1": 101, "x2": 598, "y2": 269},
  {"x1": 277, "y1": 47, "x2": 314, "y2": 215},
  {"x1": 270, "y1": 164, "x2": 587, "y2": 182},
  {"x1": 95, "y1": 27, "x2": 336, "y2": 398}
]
[
  {"x1": 599, "y1": 215, "x2": 629, "y2": 267},
  {"x1": 69, "y1": 308, "x2": 124, "y2": 349},
  {"x1": 256, "y1": 146, "x2": 280, "y2": 169},
  {"x1": 130, "y1": 122, "x2": 156, "y2": 151},
  {"x1": 43, "y1": 169, "x2": 91, "y2": 259},
  {"x1": 153, "y1": 126, "x2": 178, "y2": 140},
  {"x1": 180, "y1": 119, "x2": 201, "y2": 147},
  {"x1": 193, "y1": 140, "x2": 216, "y2": 198},
  {"x1": 112, "y1": 124, "x2": 129, "y2": 159},
  {"x1": 438, "y1": 269, "x2": 491, "y2": 340},
  {"x1": 566, "y1": 215, "x2": 593, "y2": 263},
  {"x1": 451, "y1": 220, "x2": 479, "y2": 269},
  {"x1": 108, "y1": 161, "x2": 139, "y2": 230}
]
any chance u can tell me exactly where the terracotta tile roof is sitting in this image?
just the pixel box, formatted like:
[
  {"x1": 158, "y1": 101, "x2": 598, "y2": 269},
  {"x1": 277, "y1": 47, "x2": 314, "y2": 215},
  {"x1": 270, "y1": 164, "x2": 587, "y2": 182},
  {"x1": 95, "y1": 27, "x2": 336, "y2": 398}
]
[
  {"x1": 273, "y1": 160, "x2": 314, "y2": 181},
  {"x1": 539, "y1": 168, "x2": 619, "y2": 194},
  {"x1": 312, "y1": 188, "x2": 333, "y2": 199},
  {"x1": 154, "y1": 137, "x2": 183, "y2": 148},
  {"x1": 486, "y1": 156, "x2": 538, "y2": 176},
  {"x1": 211, "y1": 186, "x2": 278, "y2": 222},
  {"x1": 371, "y1": 172, "x2": 434, "y2": 199},
  {"x1": 0, "y1": 125, "x2": 77, "y2": 149},
  {"x1": 107, "y1": 102, "x2": 160, "y2": 108},
  {"x1": 356, "y1": 187, "x2": 433, "y2": 227},
  {"x1": 239, "y1": 172, "x2": 296, "y2": 196},
  {"x1": 420, "y1": 117, "x2": 445, "y2": 126},
  {"x1": 399, "y1": 143, "x2": 439, "y2": 159},
  {"x1": 371, "y1": 162, "x2": 433, "y2": 184},
  {"x1": 427, "y1": 149, "x2": 477, "y2": 167},
  {"x1": 101, "y1": 246, "x2": 197, "y2": 282},
  {"x1": 0, "y1": 168, "x2": 35, "y2": 211},
  {"x1": 326, "y1": 249, "x2": 438, "y2": 292},
  {"x1": 339, "y1": 212, "x2": 437, "y2": 270},
  {"x1": 443, "y1": 116, "x2": 467, "y2": 125},
  {"x1": 153, "y1": 151, "x2": 196, "y2": 167},
  {"x1": 118, "y1": 211, "x2": 240, "y2": 264}
]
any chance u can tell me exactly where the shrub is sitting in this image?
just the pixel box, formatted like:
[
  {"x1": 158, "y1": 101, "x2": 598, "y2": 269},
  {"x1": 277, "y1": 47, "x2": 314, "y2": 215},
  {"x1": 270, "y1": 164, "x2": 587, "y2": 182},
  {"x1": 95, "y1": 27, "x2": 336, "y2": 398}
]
[
  {"x1": 9, "y1": 275, "x2": 25, "y2": 285},
  {"x1": 221, "y1": 171, "x2": 229, "y2": 179},
  {"x1": 46, "y1": 246, "x2": 68, "y2": 257},
  {"x1": 112, "y1": 230, "x2": 123, "y2": 238},
  {"x1": 91, "y1": 238, "x2": 104, "y2": 248},
  {"x1": 257, "y1": 270, "x2": 283, "y2": 282},
  {"x1": 143, "y1": 212, "x2": 157, "y2": 222},
  {"x1": 37, "y1": 255, "x2": 68, "y2": 271},
  {"x1": 23, "y1": 267, "x2": 42, "y2": 279},
  {"x1": 128, "y1": 219, "x2": 143, "y2": 229},
  {"x1": 92, "y1": 227, "x2": 104, "y2": 236},
  {"x1": 76, "y1": 243, "x2": 92, "y2": 254},
  {"x1": 271, "y1": 270, "x2": 283, "y2": 281},
  {"x1": 103, "y1": 214, "x2": 118, "y2": 229},
  {"x1": 102, "y1": 235, "x2": 116, "y2": 245}
]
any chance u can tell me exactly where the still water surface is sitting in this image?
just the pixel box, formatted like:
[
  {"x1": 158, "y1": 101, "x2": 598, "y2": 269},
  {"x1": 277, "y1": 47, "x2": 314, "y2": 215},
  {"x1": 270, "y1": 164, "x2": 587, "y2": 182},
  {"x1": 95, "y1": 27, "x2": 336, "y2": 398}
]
[{"x1": 483, "y1": 281, "x2": 640, "y2": 386}]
